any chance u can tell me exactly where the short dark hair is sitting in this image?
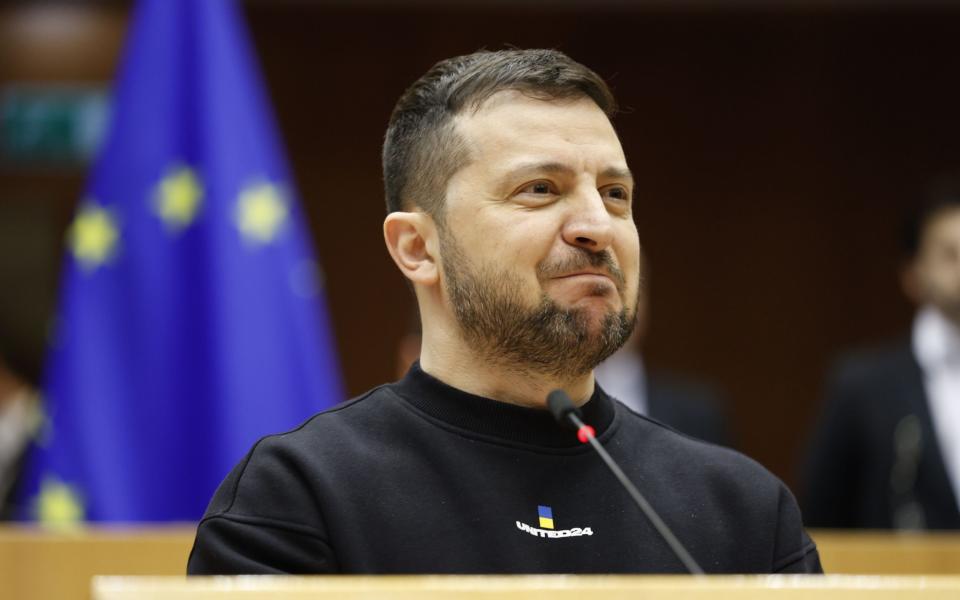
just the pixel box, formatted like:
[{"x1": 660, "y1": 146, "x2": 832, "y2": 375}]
[
  {"x1": 903, "y1": 173, "x2": 960, "y2": 259},
  {"x1": 382, "y1": 49, "x2": 617, "y2": 217}
]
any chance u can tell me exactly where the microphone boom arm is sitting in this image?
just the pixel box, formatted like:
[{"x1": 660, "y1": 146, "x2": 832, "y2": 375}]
[{"x1": 565, "y1": 411, "x2": 705, "y2": 575}]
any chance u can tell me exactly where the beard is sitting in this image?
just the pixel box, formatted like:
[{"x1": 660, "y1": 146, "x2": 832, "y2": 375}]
[{"x1": 440, "y1": 231, "x2": 637, "y2": 380}]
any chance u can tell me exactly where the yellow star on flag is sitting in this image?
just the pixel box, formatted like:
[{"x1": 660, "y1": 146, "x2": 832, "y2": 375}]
[
  {"x1": 235, "y1": 182, "x2": 288, "y2": 244},
  {"x1": 68, "y1": 203, "x2": 119, "y2": 271},
  {"x1": 36, "y1": 477, "x2": 85, "y2": 529},
  {"x1": 154, "y1": 166, "x2": 203, "y2": 231}
]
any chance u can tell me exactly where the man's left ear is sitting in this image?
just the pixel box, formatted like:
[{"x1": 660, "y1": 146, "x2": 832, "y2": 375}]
[
  {"x1": 900, "y1": 259, "x2": 923, "y2": 305},
  {"x1": 383, "y1": 211, "x2": 439, "y2": 286}
]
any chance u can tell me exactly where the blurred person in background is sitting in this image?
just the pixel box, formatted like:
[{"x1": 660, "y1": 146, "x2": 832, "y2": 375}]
[
  {"x1": 0, "y1": 340, "x2": 42, "y2": 520},
  {"x1": 594, "y1": 272, "x2": 732, "y2": 448},
  {"x1": 802, "y1": 176, "x2": 960, "y2": 530}
]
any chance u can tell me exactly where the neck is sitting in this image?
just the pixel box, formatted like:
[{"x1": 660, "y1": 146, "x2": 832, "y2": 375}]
[
  {"x1": 419, "y1": 319, "x2": 595, "y2": 409},
  {"x1": 941, "y1": 308, "x2": 960, "y2": 333}
]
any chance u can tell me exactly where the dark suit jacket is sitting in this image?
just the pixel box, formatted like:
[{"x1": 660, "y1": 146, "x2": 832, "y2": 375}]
[
  {"x1": 645, "y1": 372, "x2": 732, "y2": 448},
  {"x1": 802, "y1": 342, "x2": 960, "y2": 529}
]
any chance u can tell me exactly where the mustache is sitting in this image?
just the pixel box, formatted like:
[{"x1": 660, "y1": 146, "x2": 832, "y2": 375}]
[{"x1": 537, "y1": 248, "x2": 626, "y2": 290}]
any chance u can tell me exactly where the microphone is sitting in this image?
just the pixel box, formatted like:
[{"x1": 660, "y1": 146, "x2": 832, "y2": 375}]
[
  {"x1": 546, "y1": 389, "x2": 705, "y2": 575},
  {"x1": 890, "y1": 414, "x2": 926, "y2": 529}
]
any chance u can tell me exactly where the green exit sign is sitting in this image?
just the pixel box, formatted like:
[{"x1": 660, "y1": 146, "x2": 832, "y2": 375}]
[{"x1": 1, "y1": 84, "x2": 110, "y2": 165}]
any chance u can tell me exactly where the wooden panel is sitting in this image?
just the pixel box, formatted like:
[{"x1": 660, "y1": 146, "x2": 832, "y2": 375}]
[
  {"x1": 0, "y1": 525, "x2": 195, "y2": 600},
  {"x1": 811, "y1": 530, "x2": 960, "y2": 575}
]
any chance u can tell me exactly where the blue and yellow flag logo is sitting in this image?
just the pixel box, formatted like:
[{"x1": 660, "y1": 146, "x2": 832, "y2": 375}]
[
  {"x1": 538, "y1": 505, "x2": 554, "y2": 529},
  {"x1": 517, "y1": 504, "x2": 592, "y2": 538}
]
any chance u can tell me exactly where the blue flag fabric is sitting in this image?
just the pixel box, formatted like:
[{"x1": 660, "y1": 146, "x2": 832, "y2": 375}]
[{"x1": 19, "y1": 0, "x2": 343, "y2": 522}]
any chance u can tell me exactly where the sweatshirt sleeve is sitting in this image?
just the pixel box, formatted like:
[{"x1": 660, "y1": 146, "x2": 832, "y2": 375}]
[
  {"x1": 187, "y1": 435, "x2": 337, "y2": 574},
  {"x1": 771, "y1": 482, "x2": 823, "y2": 574}
]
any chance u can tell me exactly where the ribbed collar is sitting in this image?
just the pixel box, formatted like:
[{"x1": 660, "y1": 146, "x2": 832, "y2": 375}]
[{"x1": 391, "y1": 361, "x2": 617, "y2": 449}]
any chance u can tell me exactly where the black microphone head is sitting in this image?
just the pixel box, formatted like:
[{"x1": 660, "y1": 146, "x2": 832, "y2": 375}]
[{"x1": 546, "y1": 389, "x2": 579, "y2": 426}]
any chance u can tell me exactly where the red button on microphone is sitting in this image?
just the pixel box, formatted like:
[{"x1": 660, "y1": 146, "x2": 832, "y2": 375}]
[{"x1": 576, "y1": 425, "x2": 596, "y2": 444}]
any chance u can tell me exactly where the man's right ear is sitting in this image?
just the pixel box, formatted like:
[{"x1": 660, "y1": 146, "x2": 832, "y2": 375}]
[{"x1": 383, "y1": 212, "x2": 439, "y2": 286}]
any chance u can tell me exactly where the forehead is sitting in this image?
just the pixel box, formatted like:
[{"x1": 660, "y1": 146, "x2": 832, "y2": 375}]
[{"x1": 452, "y1": 91, "x2": 627, "y2": 173}]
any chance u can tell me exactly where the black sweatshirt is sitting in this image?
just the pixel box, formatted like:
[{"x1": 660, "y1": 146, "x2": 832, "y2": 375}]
[{"x1": 188, "y1": 363, "x2": 821, "y2": 574}]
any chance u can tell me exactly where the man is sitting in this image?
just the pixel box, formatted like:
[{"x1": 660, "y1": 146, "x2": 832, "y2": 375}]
[
  {"x1": 188, "y1": 49, "x2": 820, "y2": 574},
  {"x1": 803, "y1": 183, "x2": 960, "y2": 529}
]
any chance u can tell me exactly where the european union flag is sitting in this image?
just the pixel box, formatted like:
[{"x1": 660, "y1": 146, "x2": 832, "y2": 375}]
[{"x1": 17, "y1": 0, "x2": 343, "y2": 522}]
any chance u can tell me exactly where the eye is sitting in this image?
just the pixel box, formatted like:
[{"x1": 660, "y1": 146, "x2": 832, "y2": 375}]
[
  {"x1": 519, "y1": 180, "x2": 556, "y2": 195},
  {"x1": 512, "y1": 180, "x2": 560, "y2": 206},
  {"x1": 601, "y1": 185, "x2": 631, "y2": 203}
]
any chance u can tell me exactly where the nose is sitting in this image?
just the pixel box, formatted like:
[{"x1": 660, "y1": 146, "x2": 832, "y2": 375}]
[{"x1": 561, "y1": 189, "x2": 614, "y2": 253}]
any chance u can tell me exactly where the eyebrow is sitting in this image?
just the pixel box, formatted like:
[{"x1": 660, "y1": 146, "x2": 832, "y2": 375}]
[
  {"x1": 503, "y1": 161, "x2": 634, "y2": 183},
  {"x1": 600, "y1": 166, "x2": 634, "y2": 182}
]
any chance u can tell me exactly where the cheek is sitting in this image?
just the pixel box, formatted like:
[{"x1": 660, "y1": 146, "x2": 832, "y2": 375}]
[
  {"x1": 465, "y1": 221, "x2": 551, "y2": 279},
  {"x1": 617, "y1": 227, "x2": 642, "y2": 273},
  {"x1": 493, "y1": 216, "x2": 558, "y2": 259},
  {"x1": 920, "y1": 264, "x2": 958, "y2": 297},
  {"x1": 618, "y1": 230, "x2": 643, "y2": 302}
]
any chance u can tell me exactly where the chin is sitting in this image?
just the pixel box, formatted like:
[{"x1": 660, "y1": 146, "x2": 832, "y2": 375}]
[{"x1": 576, "y1": 303, "x2": 622, "y2": 331}]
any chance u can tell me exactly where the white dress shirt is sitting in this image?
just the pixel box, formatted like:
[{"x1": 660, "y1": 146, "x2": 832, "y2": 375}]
[
  {"x1": 0, "y1": 387, "x2": 40, "y2": 503},
  {"x1": 913, "y1": 305, "x2": 960, "y2": 510},
  {"x1": 594, "y1": 347, "x2": 648, "y2": 415}
]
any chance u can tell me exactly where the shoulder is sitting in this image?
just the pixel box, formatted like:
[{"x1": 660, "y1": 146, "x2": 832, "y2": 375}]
[
  {"x1": 818, "y1": 340, "x2": 921, "y2": 420},
  {"x1": 646, "y1": 371, "x2": 721, "y2": 403},
  {"x1": 254, "y1": 383, "x2": 403, "y2": 453},
  {"x1": 614, "y1": 405, "x2": 818, "y2": 572},
  {"x1": 644, "y1": 372, "x2": 727, "y2": 423},
  {"x1": 615, "y1": 404, "x2": 777, "y2": 492},
  {"x1": 189, "y1": 385, "x2": 406, "y2": 574},
  {"x1": 201, "y1": 384, "x2": 402, "y2": 519},
  {"x1": 827, "y1": 340, "x2": 915, "y2": 388}
]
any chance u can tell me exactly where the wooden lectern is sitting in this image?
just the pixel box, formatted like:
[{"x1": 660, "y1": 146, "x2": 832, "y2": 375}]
[
  {"x1": 92, "y1": 574, "x2": 960, "y2": 600},
  {"x1": 3, "y1": 526, "x2": 960, "y2": 600}
]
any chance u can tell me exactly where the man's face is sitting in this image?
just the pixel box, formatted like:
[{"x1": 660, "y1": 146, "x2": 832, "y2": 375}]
[
  {"x1": 914, "y1": 207, "x2": 960, "y2": 325},
  {"x1": 437, "y1": 92, "x2": 642, "y2": 378}
]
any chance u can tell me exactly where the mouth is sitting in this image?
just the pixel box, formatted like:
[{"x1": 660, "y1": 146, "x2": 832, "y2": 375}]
[
  {"x1": 538, "y1": 250, "x2": 627, "y2": 291},
  {"x1": 554, "y1": 271, "x2": 619, "y2": 288},
  {"x1": 549, "y1": 273, "x2": 623, "y2": 302}
]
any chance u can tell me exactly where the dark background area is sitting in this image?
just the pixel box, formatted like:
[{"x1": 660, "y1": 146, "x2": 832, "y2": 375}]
[{"x1": 2, "y1": 0, "x2": 960, "y2": 491}]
